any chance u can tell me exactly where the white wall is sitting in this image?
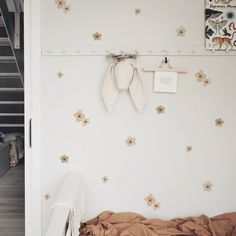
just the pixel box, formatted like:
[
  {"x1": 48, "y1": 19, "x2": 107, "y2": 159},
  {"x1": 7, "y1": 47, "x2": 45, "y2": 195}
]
[{"x1": 41, "y1": 0, "x2": 236, "y2": 232}]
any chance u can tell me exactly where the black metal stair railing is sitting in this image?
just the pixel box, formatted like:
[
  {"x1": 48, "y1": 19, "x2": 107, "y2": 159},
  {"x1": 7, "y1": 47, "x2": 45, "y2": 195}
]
[{"x1": 0, "y1": 0, "x2": 24, "y2": 134}]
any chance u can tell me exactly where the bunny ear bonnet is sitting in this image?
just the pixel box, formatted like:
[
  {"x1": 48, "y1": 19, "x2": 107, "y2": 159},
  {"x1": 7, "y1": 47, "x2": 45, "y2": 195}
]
[{"x1": 101, "y1": 59, "x2": 146, "y2": 112}]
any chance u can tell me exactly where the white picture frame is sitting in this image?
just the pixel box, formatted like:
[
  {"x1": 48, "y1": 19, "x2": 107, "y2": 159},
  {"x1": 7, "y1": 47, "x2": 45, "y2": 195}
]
[{"x1": 154, "y1": 72, "x2": 178, "y2": 93}]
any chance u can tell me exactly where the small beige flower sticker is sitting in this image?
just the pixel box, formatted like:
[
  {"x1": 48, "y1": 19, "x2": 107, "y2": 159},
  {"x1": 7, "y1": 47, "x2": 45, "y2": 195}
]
[
  {"x1": 203, "y1": 181, "x2": 213, "y2": 192},
  {"x1": 186, "y1": 145, "x2": 193, "y2": 153},
  {"x1": 153, "y1": 202, "x2": 161, "y2": 210},
  {"x1": 102, "y1": 176, "x2": 109, "y2": 183},
  {"x1": 156, "y1": 105, "x2": 165, "y2": 114},
  {"x1": 55, "y1": 0, "x2": 65, "y2": 9},
  {"x1": 176, "y1": 26, "x2": 186, "y2": 37},
  {"x1": 44, "y1": 193, "x2": 50, "y2": 200},
  {"x1": 202, "y1": 78, "x2": 211, "y2": 86},
  {"x1": 135, "y1": 8, "x2": 142, "y2": 15},
  {"x1": 82, "y1": 118, "x2": 90, "y2": 126},
  {"x1": 60, "y1": 154, "x2": 69, "y2": 163},
  {"x1": 195, "y1": 70, "x2": 206, "y2": 82},
  {"x1": 74, "y1": 110, "x2": 90, "y2": 127},
  {"x1": 126, "y1": 137, "x2": 136, "y2": 147},
  {"x1": 74, "y1": 110, "x2": 85, "y2": 122},
  {"x1": 215, "y1": 118, "x2": 224, "y2": 127},
  {"x1": 63, "y1": 4, "x2": 71, "y2": 13},
  {"x1": 145, "y1": 194, "x2": 156, "y2": 206},
  {"x1": 93, "y1": 32, "x2": 102, "y2": 41},
  {"x1": 57, "y1": 71, "x2": 64, "y2": 78}
]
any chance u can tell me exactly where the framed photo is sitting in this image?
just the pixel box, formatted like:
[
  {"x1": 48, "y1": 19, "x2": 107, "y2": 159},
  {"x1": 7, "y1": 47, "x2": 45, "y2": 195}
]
[
  {"x1": 205, "y1": 0, "x2": 236, "y2": 51},
  {"x1": 154, "y1": 72, "x2": 178, "y2": 93}
]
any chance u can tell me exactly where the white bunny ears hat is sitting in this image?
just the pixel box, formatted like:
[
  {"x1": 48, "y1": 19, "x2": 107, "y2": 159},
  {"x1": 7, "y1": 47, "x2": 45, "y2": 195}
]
[{"x1": 101, "y1": 59, "x2": 146, "y2": 112}]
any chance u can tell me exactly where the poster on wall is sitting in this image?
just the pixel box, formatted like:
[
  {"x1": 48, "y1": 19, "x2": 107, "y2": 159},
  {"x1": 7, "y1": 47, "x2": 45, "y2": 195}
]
[{"x1": 205, "y1": 0, "x2": 236, "y2": 51}]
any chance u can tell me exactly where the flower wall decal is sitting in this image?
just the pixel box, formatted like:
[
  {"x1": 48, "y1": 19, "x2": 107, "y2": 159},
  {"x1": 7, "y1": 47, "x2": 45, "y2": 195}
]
[
  {"x1": 55, "y1": 0, "x2": 65, "y2": 9},
  {"x1": 195, "y1": 70, "x2": 206, "y2": 82},
  {"x1": 93, "y1": 32, "x2": 102, "y2": 41},
  {"x1": 63, "y1": 4, "x2": 71, "y2": 14},
  {"x1": 82, "y1": 118, "x2": 90, "y2": 126},
  {"x1": 186, "y1": 145, "x2": 193, "y2": 153},
  {"x1": 74, "y1": 110, "x2": 90, "y2": 127},
  {"x1": 44, "y1": 193, "x2": 50, "y2": 200},
  {"x1": 202, "y1": 78, "x2": 211, "y2": 86},
  {"x1": 102, "y1": 176, "x2": 109, "y2": 183},
  {"x1": 145, "y1": 194, "x2": 156, "y2": 206},
  {"x1": 153, "y1": 202, "x2": 161, "y2": 210},
  {"x1": 215, "y1": 118, "x2": 224, "y2": 127},
  {"x1": 156, "y1": 105, "x2": 165, "y2": 114},
  {"x1": 126, "y1": 137, "x2": 136, "y2": 147},
  {"x1": 74, "y1": 110, "x2": 85, "y2": 122},
  {"x1": 60, "y1": 154, "x2": 69, "y2": 163},
  {"x1": 176, "y1": 26, "x2": 186, "y2": 37},
  {"x1": 195, "y1": 70, "x2": 211, "y2": 87},
  {"x1": 54, "y1": 0, "x2": 71, "y2": 14},
  {"x1": 145, "y1": 194, "x2": 161, "y2": 210},
  {"x1": 203, "y1": 181, "x2": 213, "y2": 192},
  {"x1": 57, "y1": 71, "x2": 64, "y2": 78},
  {"x1": 135, "y1": 8, "x2": 142, "y2": 15}
]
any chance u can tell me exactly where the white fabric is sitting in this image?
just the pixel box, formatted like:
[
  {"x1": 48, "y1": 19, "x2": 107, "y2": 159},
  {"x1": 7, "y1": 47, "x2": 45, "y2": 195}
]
[
  {"x1": 101, "y1": 62, "x2": 119, "y2": 112},
  {"x1": 45, "y1": 170, "x2": 85, "y2": 236},
  {"x1": 101, "y1": 60, "x2": 146, "y2": 112}
]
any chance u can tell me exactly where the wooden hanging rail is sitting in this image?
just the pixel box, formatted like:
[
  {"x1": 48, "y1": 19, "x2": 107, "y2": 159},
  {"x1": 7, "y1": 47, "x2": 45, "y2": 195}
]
[
  {"x1": 143, "y1": 67, "x2": 187, "y2": 73},
  {"x1": 144, "y1": 57, "x2": 187, "y2": 74}
]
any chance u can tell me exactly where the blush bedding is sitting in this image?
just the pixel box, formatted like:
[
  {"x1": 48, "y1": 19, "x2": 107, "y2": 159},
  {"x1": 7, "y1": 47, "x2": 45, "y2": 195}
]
[{"x1": 80, "y1": 211, "x2": 236, "y2": 236}]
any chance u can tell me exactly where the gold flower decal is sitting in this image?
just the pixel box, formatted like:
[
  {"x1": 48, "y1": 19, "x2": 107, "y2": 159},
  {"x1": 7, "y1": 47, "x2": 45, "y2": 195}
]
[
  {"x1": 215, "y1": 118, "x2": 224, "y2": 127},
  {"x1": 203, "y1": 181, "x2": 213, "y2": 192},
  {"x1": 74, "y1": 110, "x2": 90, "y2": 127},
  {"x1": 202, "y1": 78, "x2": 211, "y2": 86},
  {"x1": 57, "y1": 71, "x2": 64, "y2": 78},
  {"x1": 102, "y1": 176, "x2": 109, "y2": 183},
  {"x1": 135, "y1": 8, "x2": 142, "y2": 15},
  {"x1": 63, "y1": 4, "x2": 71, "y2": 13},
  {"x1": 74, "y1": 110, "x2": 85, "y2": 122},
  {"x1": 60, "y1": 154, "x2": 69, "y2": 163},
  {"x1": 153, "y1": 202, "x2": 161, "y2": 210},
  {"x1": 44, "y1": 193, "x2": 50, "y2": 200},
  {"x1": 156, "y1": 105, "x2": 165, "y2": 114},
  {"x1": 145, "y1": 194, "x2": 161, "y2": 210},
  {"x1": 55, "y1": 0, "x2": 71, "y2": 13},
  {"x1": 93, "y1": 32, "x2": 102, "y2": 41},
  {"x1": 55, "y1": 0, "x2": 65, "y2": 9},
  {"x1": 126, "y1": 137, "x2": 136, "y2": 147},
  {"x1": 145, "y1": 194, "x2": 156, "y2": 206},
  {"x1": 176, "y1": 26, "x2": 186, "y2": 37},
  {"x1": 195, "y1": 70, "x2": 206, "y2": 82},
  {"x1": 186, "y1": 145, "x2": 193, "y2": 153},
  {"x1": 82, "y1": 118, "x2": 90, "y2": 126}
]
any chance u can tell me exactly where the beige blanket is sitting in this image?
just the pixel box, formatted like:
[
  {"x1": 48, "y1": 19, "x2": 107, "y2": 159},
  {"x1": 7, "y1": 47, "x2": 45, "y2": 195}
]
[{"x1": 80, "y1": 211, "x2": 236, "y2": 236}]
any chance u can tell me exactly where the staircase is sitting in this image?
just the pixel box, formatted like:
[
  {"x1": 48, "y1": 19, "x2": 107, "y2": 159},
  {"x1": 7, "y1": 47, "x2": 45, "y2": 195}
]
[{"x1": 0, "y1": 0, "x2": 24, "y2": 134}]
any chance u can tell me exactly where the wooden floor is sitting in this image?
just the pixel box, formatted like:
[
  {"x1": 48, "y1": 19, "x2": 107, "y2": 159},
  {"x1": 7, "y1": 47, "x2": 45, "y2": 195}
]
[{"x1": 0, "y1": 162, "x2": 24, "y2": 236}]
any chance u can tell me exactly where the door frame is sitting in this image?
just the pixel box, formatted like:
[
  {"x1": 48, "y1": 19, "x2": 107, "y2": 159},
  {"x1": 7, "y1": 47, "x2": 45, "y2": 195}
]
[{"x1": 24, "y1": 0, "x2": 42, "y2": 235}]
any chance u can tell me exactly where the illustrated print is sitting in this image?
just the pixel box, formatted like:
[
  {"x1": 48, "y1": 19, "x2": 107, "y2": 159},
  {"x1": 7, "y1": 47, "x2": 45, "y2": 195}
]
[
  {"x1": 205, "y1": 0, "x2": 236, "y2": 51},
  {"x1": 212, "y1": 31, "x2": 236, "y2": 50},
  {"x1": 214, "y1": 0, "x2": 232, "y2": 4},
  {"x1": 208, "y1": 19, "x2": 228, "y2": 34}
]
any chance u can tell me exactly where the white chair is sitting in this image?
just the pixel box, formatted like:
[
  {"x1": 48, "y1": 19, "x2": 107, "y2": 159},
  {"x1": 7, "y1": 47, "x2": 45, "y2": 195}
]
[{"x1": 45, "y1": 170, "x2": 85, "y2": 236}]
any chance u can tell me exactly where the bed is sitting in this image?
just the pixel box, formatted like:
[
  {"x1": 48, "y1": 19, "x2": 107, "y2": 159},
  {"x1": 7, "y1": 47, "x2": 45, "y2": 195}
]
[{"x1": 45, "y1": 171, "x2": 236, "y2": 236}]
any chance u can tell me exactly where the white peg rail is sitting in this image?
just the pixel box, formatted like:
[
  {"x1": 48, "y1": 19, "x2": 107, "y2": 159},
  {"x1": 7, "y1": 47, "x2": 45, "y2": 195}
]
[{"x1": 42, "y1": 45, "x2": 236, "y2": 56}]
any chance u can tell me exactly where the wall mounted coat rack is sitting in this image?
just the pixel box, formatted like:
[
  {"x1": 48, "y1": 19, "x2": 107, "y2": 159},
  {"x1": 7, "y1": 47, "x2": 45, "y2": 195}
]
[{"x1": 42, "y1": 45, "x2": 236, "y2": 56}]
